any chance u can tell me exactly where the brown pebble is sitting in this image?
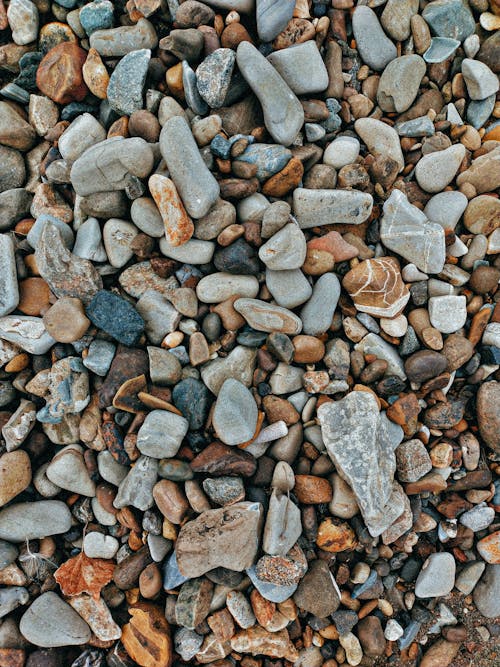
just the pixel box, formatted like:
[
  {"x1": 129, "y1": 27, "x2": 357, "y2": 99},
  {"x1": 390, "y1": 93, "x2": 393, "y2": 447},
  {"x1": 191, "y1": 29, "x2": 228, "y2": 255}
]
[
  {"x1": 294, "y1": 475, "x2": 332, "y2": 504},
  {"x1": 36, "y1": 42, "x2": 88, "y2": 104},
  {"x1": 43, "y1": 297, "x2": 90, "y2": 343},
  {"x1": 17, "y1": 277, "x2": 51, "y2": 316}
]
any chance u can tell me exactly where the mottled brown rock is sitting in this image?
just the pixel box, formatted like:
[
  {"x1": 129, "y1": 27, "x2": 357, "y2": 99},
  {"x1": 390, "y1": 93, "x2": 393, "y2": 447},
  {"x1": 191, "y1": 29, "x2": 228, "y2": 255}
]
[
  {"x1": 420, "y1": 639, "x2": 460, "y2": 667},
  {"x1": 113, "y1": 546, "x2": 153, "y2": 590},
  {"x1": 98, "y1": 347, "x2": 148, "y2": 409},
  {"x1": 190, "y1": 442, "x2": 257, "y2": 477},
  {"x1": 316, "y1": 517, "x2": 357, "y2": 552},
  {"x1": 36, "y1": 43, "x2": 88, "y2": 105},
  {"x1": 477, "y1": 381, "x2": 500, "y2": 453},
  {"x1": 122, "y1": 602, "x2": 172, "y2": 667},
  {"x1": 293, "y1": 475, "x2": 332, "y2": 504},
  {"x1": 82, "y1": 48, "x2": 109, "y2": 99},
  {"x1": 153, "y1": 479, "x2": 189, "y2": 524},
  {"x1": 0, "y1": 450, "x2": 31, "y2": 507},
  {"x1": 293, "y1": 559, "x2": 340, "y2": 617},
  {"x1": 357, "y1": 616, "x2": 385, "y2": 657},
  {"x1": 343, "y1": 257, "x2": 409, "y2": 318}
]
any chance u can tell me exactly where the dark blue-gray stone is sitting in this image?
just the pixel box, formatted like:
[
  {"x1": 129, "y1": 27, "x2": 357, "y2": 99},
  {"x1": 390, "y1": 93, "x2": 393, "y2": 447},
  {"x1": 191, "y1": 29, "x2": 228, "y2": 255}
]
[
  {"x1": 422, "y1": 0, "x2": 475, "y2": 42},
  {"x1": 107, "y1": 49, "x2": 150, "y2": 116},
  {"x1": 214, "y1": 238, "x2": 259, "y2": 275},
  {"x1": 467, "y1": 94, "x2": 496, "y2": 129},
  {"x1": 86, "y1": 290, "x2": 144, "y2": 346},
  {"x1": 80, "y1": 0, "x2": 114, "y2": 35},
  {"x1": 398, "y1": 620, "x2": 421, "y2": 650},
  {"x1": 172, "y1": 378, "x2": 211, "y2": 430},
  {"x1": 237, "y1": 143, "x2": 292, "y2": 180},
  {"x1": 13, "y1": 52, "x2": 42, "y2": 92},
  {"x1": 423, "y1": 37, "x2": 460, "y2": 63},
  {"x1": 321, "y1": 98, "x2": 342, "y2": 133}
]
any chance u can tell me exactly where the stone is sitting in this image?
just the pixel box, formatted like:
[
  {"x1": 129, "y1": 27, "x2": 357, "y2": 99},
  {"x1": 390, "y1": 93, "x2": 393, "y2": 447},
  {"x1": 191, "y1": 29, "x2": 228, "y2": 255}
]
[
  {"x1": 258, "y1": 223, "x2": 306, "y2": 270},
  {"x1": 58, "y1": 113, "x2": 106, "y2": 164},
  {"x1": 352, "y1": 6, "x2": 397, "y2": 71},
  {"x1": 0, "y1": 146, "x2": 25, "y2": 193},
  {"x1": 293, "y1": 560, "x2": 340, "y2": 617},
  {"x1": 149, "y1": 175, "x2": 194, "y2": 247},
  {"x1": 381, "y1": 190, "x2": 446, "y2": 274},
  {"x1": 70, "y1": 136, "x2": 155, "y2": 196},
  {"x1": 318, "y1": 392, "x2": 405, "y2": 537},
  {"x1": 460, "y1": 505, "x2": 495, "y2": 532},
  {"x1": 354, "y1": 118, "x2": 404, "y2": 173},
  {"x1": 428, "y1": 295, "x2": 467, "y2": 333},
  {"x1": 89, "y1": 18, "x2": 158, "y2": 56},
  {"x1": 263, "y1": 491, "x2": 301, "y2": 556},
  {"x1": 234, "y1": 298, "x2": 302, "y2": 335},
  {"x1": 83, "y1": 532, "x2": 119, "y2": 560},
  {"x1": 415, "y1": 553, "x2": 456, "y2": 598},
  {"x1": 477, "y1": 531, "x2": 500, "y2": 563},
  {"x1": 316, "y1": 517, "x2": 356, "y2": 552},
  {"x1": 266, "y1": 269, "x2": 312, "y2": 309},
  {"x1": 462, "y1": 58, "x2": 499, "y2": 100},
  {"x1": 424, "y1": 191, "x2": 468, "y2": 230},
  {"x1": 257, "y1": 0, "x2": 294, "y2": 42},
  {"x1": 300, "y1": 273, "x2": 340, "y2": 336},
  {"x1": 0, "y1": 501, "x2": 71, "y2": 541},
  {"x1": 212, "y1": 378, "x2": 258, "y2": 446},
  {"x1": 422, "y1": 0, "x2": 475, "y2": 41},
  {"x1": 0, "y1": 235, "x2": 19, "y2": 317},
  {"x1": 148, "y1": 347, "x2": 181, "y2": 386},
  {"x1": 0, "y1": 451, "x2": 31, "y2": 507},
  {"x1": 42, "y1": 297, "x2": 90, "y2": 343},
  {"x1": 226, "y1": 591, "x2": 255, "y2": 629},
  {"x1": 213, "y1": 238, "x2": 257, "y2": 274},
  {"x1": 377, "y1": 55, "x2": 426, "y2": 113},
  {"x1": 358, "y1": 616, "x2": 385, "y2": 657},
  {"x1": 473, "y1": 565, "x2": 500, "y2": 617},
  {"x1": 457, "y1": 146, "x2": 500, "y2": 194},
  {"x1": 201, "y1": 345, "x2": 256, "y2": 394},
  {"x1": 238, "y1": 144, "x2": 291, "y2": 181},
  {"x1": 159, "y1": 116, "x2": 220, "y2": 218},
  {"x1": 84, "y1": 340, "x2": 116, "y2": 377},
  {"x1": 381, "y1": 0, "x2": 419, "y2": 41},
  {"x1": 20, "y1": 592, "x2": 91, "y2": 647},
  {"x1": 0, "y1": 316, "x2": 55, "y2": 355},
  {"x1": 196, "y1": 48, "x2": 236, "y2": 108},
  {"x1": 36, "y1": 43, "x2": 88, "y2": 105},
  {"x1": 267, "y1": 41, "x2": 328, "y2": 95},
  {"x1": 396, "y1": 439, "x2": 432, "y2": 482},
  {"x1": 343, "y1": 257, "x2": 409, "y2": 319},
  {"x1": 107, "y1": 49, "x2": 150, "y2": 116},
  {"x1": 131, "y1": 197, "x2": 165, "y2": 237},
  {"x1": 86, "y1": 290, "x2": 144, "y2": 346},
  {"x1": 0, "y1": 103, "x2": 36, "y2": 152},
  {"x1": 114, "y1": 456, "x2": 158, "y2": 511},
  {"x1": 477, "y1": 382, "x2": 500, "y2": 453},
  {"x1": 236, "y1": 42, "x2": 304, "y2": 146},
  {"x1": 293, "y1": 188, "x2": 373, "y2": 228},
  {"x1": 46, "y1": 445, "x2": 95, "y2": 496},
  {"x1": 102, "y1": 219, "x2": 138, "y2": 268},
  {"x1": 405, "y1": 350, "x2": 448, "y2": 383},
  {"x1": 478, "y1": 30, "x2": 500, "y2": 73},
  {"x1": 415, "y1": 144, "x2": 466, "y2": 193},
  {"x1": 137, "y1": 410, "x2": 189, "y2": 458},
  {"x1": 231, "y1": 627, "x2": 297, "y2": 662},
  {"x1": 323, "y1": 136, "x2": 360, "y2": 170},
  {"x1": 175, "y1": 502, "x2": 263, "y2": 577},
  {"x1": 79, "y1": 0, "x2": 113, "y2": 35},
  {"x1": 176, "y1": 578, "x2": 213, "y2": 630},
  {"x1": 7, "y1": 0, "x2": 38, "y2": 45},
  {"x1": 423, "y1": 37, "x2": 460, "y2": 63},
  {"x1": 82, "y1": 48, "x2": 109, "y2": 99}
]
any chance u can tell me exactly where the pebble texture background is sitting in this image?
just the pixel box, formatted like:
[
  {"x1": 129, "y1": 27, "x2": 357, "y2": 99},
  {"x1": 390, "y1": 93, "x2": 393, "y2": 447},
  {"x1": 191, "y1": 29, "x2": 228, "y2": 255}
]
[{"x1": 0, "y1": 0, "x2": 499, "y2": 667}]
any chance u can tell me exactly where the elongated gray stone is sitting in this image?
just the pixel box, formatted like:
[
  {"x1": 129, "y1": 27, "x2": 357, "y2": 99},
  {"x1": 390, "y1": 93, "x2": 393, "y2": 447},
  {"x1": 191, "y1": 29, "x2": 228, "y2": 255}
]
[
  {"x1": 380, "y1": 189, "x2": 446, "y2": 274},
  {"x1": 0, "y1": 316, "x2": 55, "y2": 354},
  {"x1": 70, "y1": 137, "x2": 155, "y2": 196},
  {"x1": 293, "y1": 188, "x2": 373, "y2": 228},
  {"x1": 265, "y1": 268, "x2": 312, "y2": 309},
  {"x1": 196, "y1": 272, "x2": 259, "y2": 303},
  {"x1": 473, "y1": 565, "x2": 500, "y2": 618},
  {"x1": 159, "y1": 116, "x2": 219, "y2": 218},
  {"x1": 0, "y1": 501, "x2": 72, "y2": 541},
  {"x1": 20, "y1": 592, "x2": 91, "y2": 647},
  {"x1": 318, "y1": 392, "x2": 405, "y2": 537},
  {"x1": 234, "y1": 298, "x2": 302, "y2": 334},
  {"x1": 137, "y1": 409, "x2": 189, "y2": 458},
  {"x1": 89, "y1": 18, "x2": 158, "y2": 56},
  {"x1": 263, "y1": 490, "x2": 301, "y2": 556},
  {"x1": 0, "y1": 235, "x2": 18, "y2": 317},
  {"x1": 236, "y1": 41, "x2": 304, "y2": 146},
  {"x1": 107, "y1": 49, "x2": 150, "y2": 116},
  {"x1": 352, "y1": 6, "x2": 397, "y2": 71},
  {"x1": 300, "y1": 273, "x2": 340, "y2": 336},
  {"x1": 267, "y1": 41, "x2": 329, "y2": 95},
  {"x1": 256, "y1": 0, "x2": 294, "y2": 42},
  {"x1": 204, "y1": 0, "x2": 254, "y2": 12},
  {"x1": 354, "y1": 118, "x2": 404, "y2": 171},
  {"x1": 213, "y1": 378, "x2": 258, "y2": 446}
]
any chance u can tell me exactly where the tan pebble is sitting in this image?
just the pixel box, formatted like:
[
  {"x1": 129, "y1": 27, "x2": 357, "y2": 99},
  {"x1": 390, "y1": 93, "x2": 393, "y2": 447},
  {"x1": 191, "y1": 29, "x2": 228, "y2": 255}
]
[
  {"x1": 0, "y1": 450, "x2": 31, "y2": 507},
  {"x1": 17, "y1": 277, "x2": 51, "y2": 316},
  {"x1": 4, "y1": 353, "x2": 29, "y2": 373},
  {"x1": 82, "y1": 48, "x2": 109, "y2": 99},
  {"x1": 292, "y1": 335, "x2": 325, "y2": 363},
  {"x1": 162, "y1": 331, "x2": 184, "y2": 348},
  {"x1": 43, "y1": 296, "x2": 90, "y2": 343},
  {"x1": 153, "y1": 479, "x2": 189, "y2": 524},
  {"x1": 316, "y1": 517, "x2": 357, "y2": 553},
  {"x1": 139, "y1": 563, "x2": 162, "y2": 599}
]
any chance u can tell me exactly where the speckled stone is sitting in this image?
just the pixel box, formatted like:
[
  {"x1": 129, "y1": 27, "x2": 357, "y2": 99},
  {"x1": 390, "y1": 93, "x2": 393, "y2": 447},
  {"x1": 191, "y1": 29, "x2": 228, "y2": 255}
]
[
  {"x1": 86, "y1": 290, "x2": 144, "y2": 346},
  {"x1": 107, "y1": 49, "x2": 150, "y2": 116}
]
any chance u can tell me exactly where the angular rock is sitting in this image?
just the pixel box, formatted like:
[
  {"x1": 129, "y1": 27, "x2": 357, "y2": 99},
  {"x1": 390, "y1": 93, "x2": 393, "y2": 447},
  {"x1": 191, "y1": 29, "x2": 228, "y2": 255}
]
[
  {"x1": 293, "y1": 188, "x2": 373, "y2": 228},
  {"x1": 114, "y1": 456, "x2": 158, "y2": 511},
  {"x1": 107, "y1": 48, "x2": 150, "y2": 116},
  {"x1": 86, "y1": 290, "x2": 144, "y2": 346},
  {"x1": 137, "y1": 410, "x2": 189, "y2": 458},
  {"x1": 267, "y1": 41, "x2": 329, "y2": 95},
  {"x1": 343, "y1": 257, "x2": 410, "y2": 318},
  {"x1": 263, "y1": 491, "x2": 301, "y2": 556},
  {"x1": 196, "y1": 48, "x2": 236, "y2": 108},
  {"x1": 258, "y1": 223, "x2": 306, "y2": 270},
  {"x1": 0, "y1": 316, "x2": 54, "y2": 355},
  {"x1": 355, "y1": 118, "x2": 404, "y2": 172},
  {"x1": 201, "y1": 345, "x2": 256, "y2": 395},
  {"x1": 293, "y1": 559, "x2": 340, "y2": 617}
]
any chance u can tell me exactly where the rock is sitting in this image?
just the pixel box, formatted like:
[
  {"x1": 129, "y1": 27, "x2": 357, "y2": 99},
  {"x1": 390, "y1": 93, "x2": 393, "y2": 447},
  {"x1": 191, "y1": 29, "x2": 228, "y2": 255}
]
[
  {"x1": 358, "y1": 616, "x2": 385, "y2": 657},
  {"x1": 236, "y1": 42, "x2": 304, "y2": 146},
  {"x1": 0, "y1": 501, "x2": 71, "y2": 541},
  {"x1": 89, "y1": 18, "x2": 158, "y2": 56},
  {"x1": 0, "y1": 146, "x2": 25, "y2": 193},
  {"x1": 84, "y1": 340, "x2": 116, "y2": 377},
  {"x1": 477, "y1": 531, "x2": 500, "y2": 563},
  {"x1": 137, "y1": 410, "x2": 189, "y2": 458},
  {"x1": 131, "y1": 197, "x2": 165, "y2": 237},
  {"x1": 422, "y1": 0, "x2": 475, "y2": 41},
  {"x1": 176, "y1": 578, "x2": 213, "y2": 630},
  {"x1": 381, "y1": 190, "x2": 446, "y2": 274},
  {"x1": 266, "y1": 41, "x2": 328, "y2": 95},
  {"x1": 477, "y1": 382, "x2": 500, "y2": 453},
  {"x1": 318, "y1": 392, "x2": 405, "y2": 537},
  {"x1": 420, "y1": 639, "x2": 461, "y2": 667},
  {"x1": 83, "y1": 532, "x2": 119, "y2": 559},
  {"x1": 46, "y1": 445, "x2": 95, "y2": 496},
  {"x1": 343, "y1": 257, "x2": 409, "y2": 319},
  {"x1": 102, "y1": 219, "x2": 138, "y2": 268},
  {"x1": 20, "y1": 592, "x2": 91, "y2": 647},
  {"x1": 197, "y1": 273, "x2": 259, "y2": 303},
  {"x1": 70, "y1": 136, "x2": 154, "y2": 196},
  {"x1": 266, "y1": 269, "x2": 312, "y2": 309},
  {"x1": 235, "y1": 298, "x2": 302, "y2": 335},
  {"x1": 238, "y1": 144, "x2": 291, "y2": 180},
  {"x1": 415, "y1": 144, "x2": 466, "y2": 193},
  {"x1": 36, "y1": 43, "x2": 88, "y2": 105},
  {"x1": 213, "y1": 238, "x2": 257, "y2": 274},
  {"x1": 460, "y1": 505, "x2": 495, "y2": 532},
  {"x1": 293, "y1": 560, "x2": 340, "y2": 617},
  {"x1": 478, "y1": 30, "x2": 500, "y2": 73},
  {"x1": 293, "y1": 188, "x2": 373, "y2": 228},
  {"x1": 316, "y1": 517, "x2": 356, "y2": 552},
  {"x1": 212, "y1": 378, "x2": 258, "y2": 446},
  {"x1": 0, "y1": 451, "x2": 31, "y2": 507},
  {"x1": 58, "y1": 113, "x2": 106, "y2": 164},
  {"x1": 42, "y1": 297, "x2": 90, "y2": 343},
  {"x1": 258, "y1": 223, "x2": 306, "y2": 270},
  {"x1": 201, "y1": 345, "x2": 256, "y2": 395},
  {"x1": 0, "y1": 235, "x2": 19, "y2": 317},
  {"x1": 415, "y1": 553, "x2": 456, "y2": 598},
  {"x1": 381, "y1": 0, "x2": 419, "y2": 41},
  {"x1": 473, "y1": 565, "x2": 500, "y2": 617},
  {"x1": 67, "y1": 594, "x2": 122, "y2": 642},
  {"x1": 231, "y1": 626, "x2": 297, "y2": 662},
  {"x1": 0, "y1": 102, "x2": 36, "y2": 152},
  {"x1": 323, "y1": 136, "x2": 360, "y2": 170},
  {"x1": 7, "y1": 0, "x2": 38, "y2": 46},
  {"x1": 456, "y1": 146, "x2": 500, "y2": 194},
  {"x1": 150, "y1": 175, "x2": 194, "y2": 248},
  {"x1": 352, "y1": 6, "x2": 397, "y2": 71},
  {"x1": 462, "y1": 58, "x2": 499, "y2": 101},
  {"x1": 256, "y1": 0, "x2": 294, "y2": 42},
  {"x1": 355, "y1": 118, "x2": 404, "y2": 173},
  {"x1": 405, "y1": 350, "x2": 448, "y2": 383},
  {"x1": 377, "y1": 55, "x2": 426, "y2": 113},
  {"x1": 196, "y1": 48, "x2": 235, "y2": 108},
  {"x1": 86, "y1": 290, "x2": 144, "y2": 346},
  {"x1": 300, "y1": 273, "x2": 340, "y2": 336},
  {"x1": 423, "y1": 37, "x2": 460, "y2": 63},
  {"x1": 107, "y1": 49, "x2": 150, "y2": 116},
  {"x1": 263, "y1": 490, "x2": 301, "y2": 556},
  {"x1": 0, "y1": 316, "x2": 55, "y2": 355},
  {"x1": 114, "y1": 456, "x2": 158, "y2": 511},
  {"x1": 428, "y1": 295, "x2": 467, "y2": 334},
  {"x1": 226, "y1": 590, "x2": 255, "y2": 629},
  {"x1": 424, "y1": 191, "x2": 468, "y2": 230},
  {"x1": 396, "y1": 439, "x2": 432, "y2": 482},
  {"x1": 159, "y1": 116, "x2": 220, "y2": 218},
  {"x1": 175, "y1": 502, "x2": 263, "y2": 577},
  {"x1": 82, "y1": 47, "x2": 110, "y2": 99}
]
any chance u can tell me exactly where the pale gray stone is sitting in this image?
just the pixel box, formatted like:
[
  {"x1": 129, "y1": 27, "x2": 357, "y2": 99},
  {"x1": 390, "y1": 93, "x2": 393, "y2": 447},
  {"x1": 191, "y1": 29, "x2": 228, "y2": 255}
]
[
  {"x1": 107, "y1": 49, "x2": 151, "y2": 116},
  {"x1": 73, "y1": 217, "x2": 107, "y2": 262},
  {"x1": 97, "y1": 450, "x2": 128, "y2": 486},
  {"x1": 428, "y1": 295, "x2": 467, "y2": 333},
  {"x1": 0, "y1": 316, "x2": 54, "y2": 354},
  {"x1": 459, "y1": 505, "x2": 495, "y2": 532},
  {"x1": 293, "y1": 188, "x2": 373, "y2": 228},
  {"x1": 213, "y1": 378, "x2": 258, "y2": 446},
  {"x1": 377, "y1": 55, "x2": 426, "y2": 113},
  {"x1": 235, "y1": 298, "x2": 302, "y2": 334},
  {"x1": 27, "y1": 214, "x2": 74, "y2": 249},
  {"x1": 7, "y1": 0, "x2": 38, "y2": 46},
  {"x1": 136, "y1": 289, "x2": 181, "y2": 344},
  {"x1": 258, "y1": 223, "x2": 306, "y2": 270},
  {"x1": 267, "y1": 41, "x2": 329, "y2": 95},
  {"x1": 46, "y1": 445, "x2": 96, "y2": 497},
  {"x1": 103, "y1": 218, "x2": 138, "y2": 268},
  {"x1": 257, "y1": 0, "x2": 294, "y2": 42},
  {"x1": 201, "y1": 345, "x2": 256, "y2": 395},
  {"x1": 415, "y1": 553, "x2": 456, "y2": 598},
  {"x1": 354, "y1": 118, "x2": 404, "y2": 171},
  {"x1": 0, "y1": 501, "x2": 72, "y2": 541},
  {"x1": 300, "y1": 273, "x2": 340, "y2": 336},
  {"x1": 236, "y1": 41, "x2": 304, "y2": 146},
  {"x1": 0, "y1": 235, "x2": 18, "y2": 317},
  {"x1": 20, "y1": 592, "x2": 91, "y2": 647},
  {"x1": 58, "y1": 113, "x2": 106, "y2": 163},
  {"x1": 196, "y1": 273, "x2": 259, "y2": 303},
  {"x1": 455, "y1": 561, "x2": 485, "y2": 594},
  {"x1": 352, "y1": 6, "x2": 397, "y2": 71},
  {"x1": 114, "y1": 456, "x2": 158, "y2": 511},
  {"x1": 263, "y1": 490, "x2": 301, "y2": 556},
  {"x1": 130, "y1": 197, "x2": 165, "y2": 237},
  {"x1": 473, "y1": 565, "x2": 500, "y2": 617},
  {"x1": 83, "y1": 531, "x2": 119, "y2": 559},
  {"x1": 160, "y1": 237, "x2": 215, "y2": 264},
  {"x1": 89, "y1": 18, "x2": 158, "y2": 56},
  {"x1": 462, "y1": 58, "x2": 499, "y2": 101},
  {"x1": 265, "y1": 268, "x2": 312, "y2": 309},
  {"x1": 423, "y1": 191, "x2": 468, "y2": 230},
  {"x1": 355, "y1": 333, "x2": 406, "y2": 379},
  {"x1": 0, "y1": 587, "x2": 29, "y2": 619},
  {"x1": 415, "y1": 144, "x2": 466, "y2": 193},
  {"x1": 137, "y1": 409, "x2": 189, "y2": 458}
]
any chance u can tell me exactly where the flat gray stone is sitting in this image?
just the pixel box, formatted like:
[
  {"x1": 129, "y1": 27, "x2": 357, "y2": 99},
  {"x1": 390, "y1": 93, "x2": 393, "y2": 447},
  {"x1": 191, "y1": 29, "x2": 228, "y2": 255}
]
[
  {"x1": 20, "y1": 592, "x2": 91, "y2": 647},
  {"x1": 213, "y1": 378, "x2": 258, "y2": 446},
  {"x1": 258, "y1": 223, "x2": 306, "y2": 270},
  {"x1": 300, "y1": 273, "x2": 340, "y2": 336},
  {"x1": 423, "y1": 37, "x2": 460, "y2": 63},
  {"x1": 73, "y1": 217, "x2": 107, "y2": 262},
  {"x1": 137, "y1": 409, "x2": 189, "y2": 458},
  {"x1": 267, "y1": 41, "x2": 329, "y2": 95},
  {"x1": 263, "y1": 490, "x2": 301, "y2": 556},
  {"x1": 89, "y1": 18, "x2": 158, "y2": 56},
  {"x1": 196, "y1": 272, "x2": 259, "y2": 303},
  {"x1": 114, "y1": 455, "x2": 158, "y2": 511},
  {"x1": 107, "y1": 48, "x2": 151, "y2": 116},
  {"x1": 455, "y1": 561, "x2": 485, "y2": 595},
  {"x1": 159, "y1": 237, "x2": 215, "y2": 264},
  {"x1": 256, "y1": 0, "x2": 294, "y2": 42},
  {"x1": 159, "y1": 116, "x2": 220, "y2": 218},
  {"x1": 422, "y1": 0, "x2": 475, "y2": 42},
  {"x1": 377, "y1": 55, "x2": 426, "y2": 113},
  {"x1": 0, "y1": 501, "x2": 72, "y2": 541},
  {"x1": 293, "y1": 188, "x2": 373, "y2": 228},
  {"x1": 318, "y1": 392, "x2": 404, "y2": 537},
  {"x1": 0, "y1": 316, "x2": 55, "y2": 354},
  {"x1": 265, "y1": 268, "x2": 312, "y2": 309},
  {"x1": 136, "y1": 289, "x2": 181, "y2": 344},
  {"x1": 236, "y1": 41, "x2": 304, "y2": 146},
  {"x1": 352, "y1": 6, "x2": 397, "y2": 71},
  {"x1": 130, "y1": 197, "x2": 165, "y2": 237},
  {"x1": 234, "y1": 298, "x2": 302, "y2": 335},
  {"x1": 355, "y1": 333, "x2": 406, "y2": 380},
  {"x1": 102, "y1": 218, "x2": 138, "y2": 268},
  {"x1": 27, "y1": 214, "x2": 74, "y2": 250},
  {"x1": 0, "y1": 235, "x2": 18, "y2": 317},
  {"x1": 415, "y1": 553, "x2": 456, "y2": 598},
  {"x1": 58, "y1": 113, "x2": 106, "y2": 163}
]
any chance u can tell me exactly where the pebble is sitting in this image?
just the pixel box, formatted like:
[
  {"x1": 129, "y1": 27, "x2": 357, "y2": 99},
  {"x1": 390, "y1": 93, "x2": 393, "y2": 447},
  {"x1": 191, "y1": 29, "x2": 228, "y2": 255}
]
[
  {"x1": 0, "y1": 235, "x2": 19, "y2": 317},
  {"x1": 424, "y1": 191, "x2": 468, "y2": 230},
  {"x1": 196, "y1": 48, "x2": 236, "y2": 108},
  {"x1": 256, "y1": 0, "x2": 294, "y2": 42},
  {"x1": 107, "y1": 49, "x2": 151, "y2": 117},
  {"x1": 87, "y1": 290, "x2": 144, "y2": 346},
  {"x1": 46, "y1": 445, "x2": 95, "y2": 496},
  {"x1": 0, "y1": 102, "x2": 36, "y2": 152},
  {"x1": 89, "y1": 18, "x2": 158, "y2": 56},
  {"x1": 293, "y1": 188, "x2": 373, "y2": 228},
  {"x1": 423, "y1": 37, "x2": 460, "y2": 63},
  {"x1": 0, "y1": 315, "x2": 55, "y2": 354},
  {"x1": 58, "y1": 113, "x2": 106, "y2": 163},
  {"x1": 20, "y1": 592, "x2": 91, "y2": 647},
  {"x1": 293, "y1": 559, "x2": 340, "y2": 618},
  {"x1": 428, "y1": 295, "x2": 467, "y2": 334},
  {"x1": 114, "y1": 455, "x2": 158, "y2": 511},
  {"x1": 236, "y1": 41, "x2": 304, "y2": 146},
  {"x1": 0, "y1": 501, "x2": 71, "y2": 541},
  {"x1": 103, "y1": 219, "x2": 138, "y2": 268},
  {"x1": 83, "y1": 531, "x2": 119, "y2": 559},
  {"x1": 461, "y1": 58, "x2": 499, "y2": 101},
  {"x1": 343, "y1": 257, "x2": 409, "y2": 319},
  {"x1": 381, "y1": 0, "x2": 419, "y2": 41},
  {"x1": 267, "y1": 41, "x2": 328, "y2": 95},
  {"x1": 300, "y1": 273, "x2": 340, "y2": 336},
  {"x1": 473, "y1": 565, "x2": 500, "y2": 617},
  {"x1": 258, "y1": 223, "x2": 306, "y2": 271},
  {"x1": 377, "y1": 55, "x2": 426, "y2": 113},
  {"x1": 79, "y1": 0, "x2": 113, "y2": 36},
  {"x1": 323, "y1": 136, "x2": 360, "y2": 170},
  {"x1": 36, "y1": 43, "x2": 88, "y2": 105},
  {"x1": 422, "y1": 0, "x2": 475, "y2": 41},
  {"x1": 0, "y1": 450, "x2": 31, "y2": 507},
  {"x1": 137, "y1": 409, "x2": 188, "y2": 458},
  {"x1": 415, "y1": 553, "x2": 456, "y2": 598},
  {"x1": 352, "y1": 6, "x2": 397, "y2": 72},
  {"x1": 160, "y1": 116, "x2": 220, "y2": 218},
  {"x1": 354, "y1": 117, "x2": 404, "y2": 172},
  {"x1": 213, "y1": 378, "x2": 258, "y2": 446},
  {"x1": 7, "y1": 0, "x2": 38, "y2": 46},
  {"x1": 235, "y1": 298, "x2": 302, "y2": 335},
  {"x1": 415, "y1": 144, "x2": 466, "y2": 193}
]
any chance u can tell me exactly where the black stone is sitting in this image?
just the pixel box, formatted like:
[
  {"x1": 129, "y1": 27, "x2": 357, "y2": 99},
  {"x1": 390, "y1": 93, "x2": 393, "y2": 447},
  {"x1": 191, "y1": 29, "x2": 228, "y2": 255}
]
[
  {"x1": 172, "y1": 377, "x2": 211, "y2": 430},
  {"x1": 214, "y1": 238, "x2": 260, "y2": 275},
  {"x1": 86, "y1": 290, "x2": 144, "y2": 346}
]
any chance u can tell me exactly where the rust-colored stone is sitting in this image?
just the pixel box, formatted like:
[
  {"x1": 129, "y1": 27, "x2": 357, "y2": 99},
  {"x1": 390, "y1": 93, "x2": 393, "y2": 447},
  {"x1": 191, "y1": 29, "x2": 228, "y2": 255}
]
[
  {"x1": 122, "y1": 602, "x2": 173, "y2": 667},
  {"x1": 316, "y1": 517, "x2": 357, "y2": 552},
  {"x1": 149, "y1": 174, "x2": 194, "y2": 247},
  {"x1": 17, "y1": 277, "x2": 51, "y2": 316},
  {"x1": 386, "y1": 393, "x2": 421, "y2": 437},
  {"x1": 262, "y1": 157, "x2": 304, "y2": 197},
  {"x1": 36, "y1": 42, "x2": 89, "y2": 104},
  {"x1": 293, "y1": 475, "x2": 332, "y2": 504}
]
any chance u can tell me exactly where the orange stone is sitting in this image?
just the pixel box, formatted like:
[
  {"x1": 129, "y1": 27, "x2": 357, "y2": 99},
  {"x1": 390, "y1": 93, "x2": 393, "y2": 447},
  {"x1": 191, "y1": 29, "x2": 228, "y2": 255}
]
[
  {"x1": 122, "y1": 603, "x2": 172, "y2": 667},
  {"x1": 166, "y1": 62, "x2": 184, "y2": 100},
  {"x1": 293, "y1": 475, "x2": 332, "y2": 504},
  {"x1": 0, "y1": 648, "x2": 25, "y2": 667},
  {"x1": 262, "y1": 157, "x2": 304, "y2": 197},
  {"x1": 82, "y1": 48, "x2": 109, "y2": 99},
  {"x1": 308, "y1": 231, "x2": 358, "y2": 262},
  {"x1": 36, "y1": 42, "x2": 88, "y2": 105},
  {"x1": 149, "y1": 174, "x2": 194, "y2": 247},
  {"x1": 316, "y1": 517, "x2": 357, "y2": 552},
  {"x1": 484, "y1": 126, "x2": 500, "y2": 142},
  {"x1": 221, "y1": 22, "x2": 253, "y2": 49},
  {"x1": 477, "y1": 531, "x2": 500, "y2": 564},
  {"x1": 386, "y1": 393, "x2": 421, "y2": 437},
  {"x1": 17, "y1": 277, "x2": 52, "y2": 316}
]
